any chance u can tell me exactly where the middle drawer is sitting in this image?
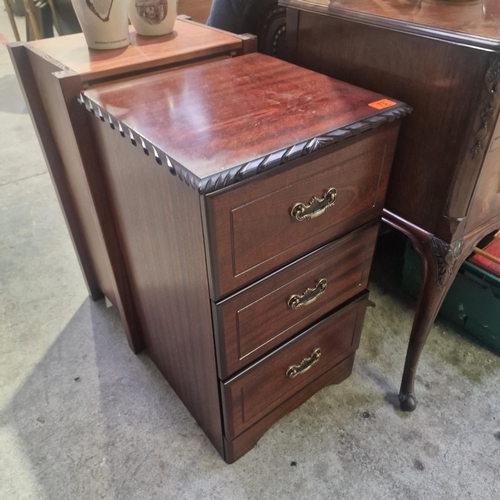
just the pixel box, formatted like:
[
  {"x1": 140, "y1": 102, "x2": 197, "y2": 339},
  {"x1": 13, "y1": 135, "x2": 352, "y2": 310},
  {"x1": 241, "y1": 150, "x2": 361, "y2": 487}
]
[{"x1": 213, "y1": 220, "x2": 379, "y2": 379}]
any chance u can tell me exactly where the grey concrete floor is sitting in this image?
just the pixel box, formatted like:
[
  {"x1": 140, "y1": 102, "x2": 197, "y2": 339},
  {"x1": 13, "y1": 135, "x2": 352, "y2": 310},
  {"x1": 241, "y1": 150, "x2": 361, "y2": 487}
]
[{"x1": 1, "y1": 9, "x2": 500, "y2": 500}]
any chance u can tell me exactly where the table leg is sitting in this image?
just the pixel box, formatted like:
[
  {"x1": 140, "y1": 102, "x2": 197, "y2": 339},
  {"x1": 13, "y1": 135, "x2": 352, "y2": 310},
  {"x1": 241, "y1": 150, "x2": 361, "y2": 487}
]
[
  {"x1": 384, "y1": 210, "x2": 500, "y2": 411},
  {"x1": 382, "y1": 210, "x2": 465, "y2": 411},
  {"x1": 399, "y1": 233, "x2": 466, "y2": 410}
]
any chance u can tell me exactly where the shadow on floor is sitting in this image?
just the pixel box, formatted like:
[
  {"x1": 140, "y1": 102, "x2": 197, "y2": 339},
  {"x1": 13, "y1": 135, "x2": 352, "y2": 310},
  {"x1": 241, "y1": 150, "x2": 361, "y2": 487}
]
[{"x1": 0, "y1": 298, "x2": 218, "y2": 500}]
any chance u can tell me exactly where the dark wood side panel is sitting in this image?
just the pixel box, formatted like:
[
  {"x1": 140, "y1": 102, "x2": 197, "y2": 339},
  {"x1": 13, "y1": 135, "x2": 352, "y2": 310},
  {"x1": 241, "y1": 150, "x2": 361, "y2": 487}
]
[
  {"x1": 17, "y1": 45, "x2": 146, "y2": 352},
  {"x1": 89, "y1": 116, "x2": 224, "y2": 457},
  {"x1": 55, "y1": 71, "x2": 144, "y2": 353},
  {"x1": 222, "y1": 293, "x2": 368, "y2": 440},
  {"x1": 8, "y1": 43, "x2": 104, "y2": 300},
  {"x1": 206, "y1": 124, "x2": 399, "y2": 299},
  {"x1": 215, "y1": 221, "x2": 378, "y2": 378},
  {"x1": 281, "y1": 0, "x2": 500, "y2": 47},
  {"x1": 291, "y1": 11, "x2": 490, "y2": 242},
  {"x1": 285, "y1": 8, "x2": 300, "y2": 63},
  {"x1": 465, "y1": 105, "x2": 500, "y2": 234},
  {"x1": 439, "y1": 53, "x2": 500, "y2": 240},
  {"x1": 26, "y1": 48, "x2": 117, "y2": 303},
  {"x1": 224, "y1": 353, "x2": 355, "y2": 464}
]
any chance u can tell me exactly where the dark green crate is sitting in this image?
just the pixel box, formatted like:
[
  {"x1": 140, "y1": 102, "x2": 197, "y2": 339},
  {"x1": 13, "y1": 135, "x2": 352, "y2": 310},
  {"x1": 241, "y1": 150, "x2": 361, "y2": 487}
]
[{"x1": 402, "y1": 242, "x2": 500, "y2": 354}]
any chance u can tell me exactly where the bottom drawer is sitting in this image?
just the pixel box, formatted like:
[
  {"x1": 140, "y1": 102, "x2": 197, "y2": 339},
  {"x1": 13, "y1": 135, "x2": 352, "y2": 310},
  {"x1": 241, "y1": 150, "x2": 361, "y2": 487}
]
[{"x1": 221, "y1": 292, "x2": 368, "y2": 439}]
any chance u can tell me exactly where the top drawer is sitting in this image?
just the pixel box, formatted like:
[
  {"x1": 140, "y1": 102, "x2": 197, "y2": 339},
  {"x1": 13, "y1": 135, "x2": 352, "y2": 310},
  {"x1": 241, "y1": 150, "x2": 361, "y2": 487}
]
[{"x1": 205, "y1": 124, "x2": 399, "y2": 299}]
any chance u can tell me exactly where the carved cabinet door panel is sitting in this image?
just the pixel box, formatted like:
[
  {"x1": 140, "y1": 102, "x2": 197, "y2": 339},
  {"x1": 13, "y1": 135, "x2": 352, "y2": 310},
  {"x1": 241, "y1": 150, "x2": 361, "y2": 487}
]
[{"x1": 465, "y1": 59, "x2": 500, "y2": 234}]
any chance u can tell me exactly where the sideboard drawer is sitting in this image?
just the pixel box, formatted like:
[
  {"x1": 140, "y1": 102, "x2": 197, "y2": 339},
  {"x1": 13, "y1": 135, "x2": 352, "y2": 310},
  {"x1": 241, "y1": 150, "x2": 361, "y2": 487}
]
[
  {"x1": 214, "y1": 221, "x2": 378, "y2": 378},
  {"x1": 221, "y1": 292, "x2": 368, "y2": 439},
  {"x1": 205, "y1": 125, "x2": 398, "y2": 299}
]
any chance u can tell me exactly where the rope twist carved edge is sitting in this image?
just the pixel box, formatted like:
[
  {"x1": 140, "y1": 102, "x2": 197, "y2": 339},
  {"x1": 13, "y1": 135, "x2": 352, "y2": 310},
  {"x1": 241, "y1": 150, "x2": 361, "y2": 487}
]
[{"x1": 80, "y1": 94, "x2": 411, "y2": 195}]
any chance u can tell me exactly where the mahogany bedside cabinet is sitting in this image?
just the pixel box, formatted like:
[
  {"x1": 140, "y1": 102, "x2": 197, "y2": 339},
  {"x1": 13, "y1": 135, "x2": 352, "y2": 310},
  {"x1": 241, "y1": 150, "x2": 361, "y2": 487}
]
[
  {"x1": 81, "y1": 53, "x2": 410, "y2": 462},
  {"x1": 283, "y1": 0, "x2": 500, "y2": 411},
  {"x1": 9, "y1": 18, "x2": 256, "y2": 353}
]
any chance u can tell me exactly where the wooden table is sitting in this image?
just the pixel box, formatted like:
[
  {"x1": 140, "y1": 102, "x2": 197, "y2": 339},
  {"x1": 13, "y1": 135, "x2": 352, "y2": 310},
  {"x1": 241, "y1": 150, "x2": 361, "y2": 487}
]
[
  {"x1": 178, "y1": 0, "x2": 213, "y2": 24},
  {"x1": 282, "y1": 0, "x2": 500, "y2": 411},
  {"x1": 82, "y1": 52, "x2": 409, "y2": 461},
  {"x1": 9, "y1": 19, "x2": 256, "y2": 354}
]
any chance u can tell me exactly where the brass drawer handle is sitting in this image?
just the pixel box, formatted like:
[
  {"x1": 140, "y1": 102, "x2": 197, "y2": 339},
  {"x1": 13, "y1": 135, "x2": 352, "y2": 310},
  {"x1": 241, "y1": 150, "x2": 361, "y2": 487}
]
[
  {"x1": 290, "y1": 187, "x2": 337, "y2": 221},
  {"x1": 287, "y1": 278, "x2": 327, "y2": 310},
  {"x1": 286, "y1": 348, "x2": 322, "y2": 379}
]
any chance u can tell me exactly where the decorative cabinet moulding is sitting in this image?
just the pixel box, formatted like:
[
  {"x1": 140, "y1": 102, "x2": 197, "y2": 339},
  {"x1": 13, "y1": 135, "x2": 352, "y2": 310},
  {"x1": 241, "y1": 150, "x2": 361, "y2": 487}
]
[
  {"x1": 80, "y1": 94, "x2": 411, "y2": 195},
  {"x1": 472, "y1": 58, "x2": 500, "y2": 159},
  {"x1": 429, "y1": 237, "x2": 464, "y2": 287}
]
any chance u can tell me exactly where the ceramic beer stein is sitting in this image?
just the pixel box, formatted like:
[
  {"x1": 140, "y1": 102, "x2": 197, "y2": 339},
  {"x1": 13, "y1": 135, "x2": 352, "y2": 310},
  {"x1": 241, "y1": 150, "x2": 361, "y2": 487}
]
[
  {"x1": 128, "y1": 0, "x2": 177, "y2": 36},
  {"x1": 71, "y1": 0, "x2": 130, "y2": 50}
]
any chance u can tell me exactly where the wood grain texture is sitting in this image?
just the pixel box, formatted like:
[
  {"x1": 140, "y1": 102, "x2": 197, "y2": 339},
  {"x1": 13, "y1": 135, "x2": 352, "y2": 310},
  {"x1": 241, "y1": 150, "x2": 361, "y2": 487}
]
[
  {"x1": 281, "y1": 0, "x2": 500, "y2": 49},
  {"x1": 10, "y1": 19, "x2": 252, "y2": 353},
  {"x1": 286, "y1": 1, "x2": 500, "y2": 412},
  {"x1": 89, "y1": 111, "x2": 224, "y2": 457},
  {"x1": 56, "y1": 71, "x2": 144, "y2": 353},
  {"x1": 26, "y1": 18, "x2": 242, "y2": 82},
  {"x1": 438, "y1": 55, "x2": 500, "y2": 240},
  {"x1": 205, "y1": 124, "x2": 400, "y2": 298},
  {"x1": 284, "y1": 7, "x2": 300, "y2": 62},
  {"x1": 287, "y1": 9, "x2": 498, "y2": 243},
  {"x1": 214, "y1": 221, "x2": 378, "y2": 378},
  {"x1": 222, "y1": 293, "x2": 368, "y2": 440},
  {"x1": 83, "y1": 53, "x2": 410, "y2": 193},
  {"x1": 224, "y1": 353, "x2": 356, "y2": 464},
  {"x1": 465, "y1": 68, "x2": 500, "y2": 233},
  {"x1": 9, "y1": 43, "x2": 144, "y2": 352},
  {"x1": 8, "y1": 44, "x2": 105, "y2": 301},
  {"x1": 12, "y1": 31, "x2": 390, "y2": 462},
  {"x1": 178, "y1": 0, "x2": 212, "y2": 23}
]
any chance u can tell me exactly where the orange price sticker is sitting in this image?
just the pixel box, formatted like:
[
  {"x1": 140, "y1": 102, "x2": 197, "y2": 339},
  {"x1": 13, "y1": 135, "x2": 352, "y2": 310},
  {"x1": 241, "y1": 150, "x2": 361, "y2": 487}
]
[{"x1": 368, "y1": 99, "x2": 397, "y2": 110}]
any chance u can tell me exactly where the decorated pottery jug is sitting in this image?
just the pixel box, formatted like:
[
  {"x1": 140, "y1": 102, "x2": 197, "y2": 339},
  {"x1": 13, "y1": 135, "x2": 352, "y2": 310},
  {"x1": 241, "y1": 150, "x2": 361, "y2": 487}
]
[
  {"x1": 72, "y1": 0, "x2": 130, "y2": 50},
  {"x1": 128, "y1": 0, "x2": 177, "y2": 36}
]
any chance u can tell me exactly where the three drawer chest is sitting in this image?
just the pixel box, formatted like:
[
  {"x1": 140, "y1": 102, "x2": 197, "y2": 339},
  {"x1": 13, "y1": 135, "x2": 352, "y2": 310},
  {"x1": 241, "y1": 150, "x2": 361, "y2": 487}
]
[{"x1": 81, "y1": 53, "x2": 409, "y2": 462}]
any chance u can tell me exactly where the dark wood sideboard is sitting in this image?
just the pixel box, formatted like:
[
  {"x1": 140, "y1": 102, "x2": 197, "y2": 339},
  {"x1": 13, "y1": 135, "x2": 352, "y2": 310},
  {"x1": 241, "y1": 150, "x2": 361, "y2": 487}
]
[
  {"x1": 80, "y1": 53, "x2": 409, "y2": 461},
  {"x1": 9, "y1": 19, "x2": 256, "y2": 354},
  {"x1": 282, "y1": 0, "x2": 500, "y2": 411}
]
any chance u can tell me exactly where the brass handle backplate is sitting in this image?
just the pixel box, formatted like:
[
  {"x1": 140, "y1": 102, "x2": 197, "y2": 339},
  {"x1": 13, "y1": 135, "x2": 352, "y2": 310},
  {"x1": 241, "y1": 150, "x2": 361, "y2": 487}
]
[
  {"x1": 287, "y1": 278, "x2": 327, "y2": 310},
  {"x1": 291, "y1": 188, "x2": 337, "y2": 222},
  {"x1": 286, "y1": 348, "x2": 322, "y2": 379}
]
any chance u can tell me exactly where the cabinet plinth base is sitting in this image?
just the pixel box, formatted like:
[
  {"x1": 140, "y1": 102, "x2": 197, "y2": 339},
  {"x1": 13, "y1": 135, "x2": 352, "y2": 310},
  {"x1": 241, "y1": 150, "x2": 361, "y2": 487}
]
[{"x1": 223, "y1": 354, "x2": 355, "y2": 464}]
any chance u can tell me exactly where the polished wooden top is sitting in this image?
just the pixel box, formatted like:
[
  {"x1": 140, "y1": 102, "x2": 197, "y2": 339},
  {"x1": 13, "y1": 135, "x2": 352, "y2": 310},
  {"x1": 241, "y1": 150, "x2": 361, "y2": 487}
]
[
  {"x1": 83, "y1": 53, "x2": 410, "y2": 193},
  {"x1": 281, "y1": 0, "x2": 500, "y2": 48},
  {"x1": 26, "y1": 19, "x2": 242, "y2": 82}
]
